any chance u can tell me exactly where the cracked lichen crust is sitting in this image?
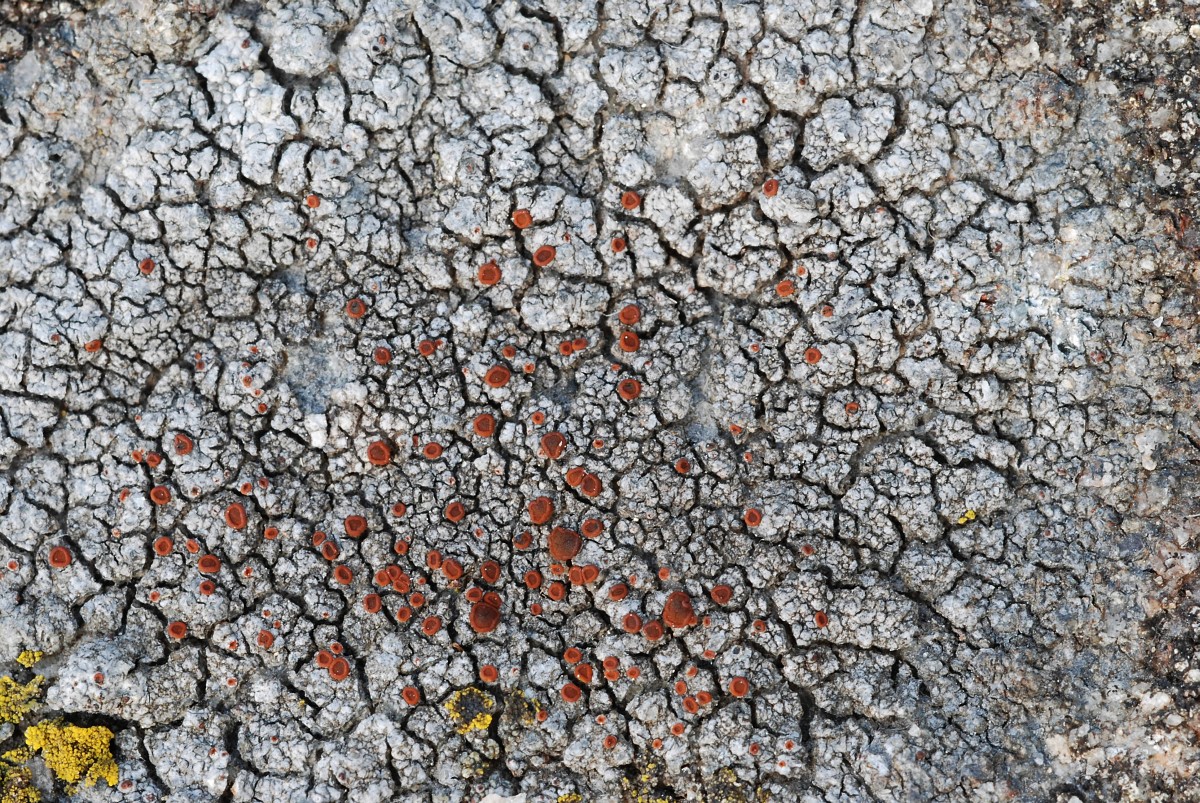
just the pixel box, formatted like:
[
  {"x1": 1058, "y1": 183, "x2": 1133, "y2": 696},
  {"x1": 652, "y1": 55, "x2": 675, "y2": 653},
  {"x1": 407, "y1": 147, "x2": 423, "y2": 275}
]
[{"x1": 1, "y1": 0, "x2": 1198, "y2": 801}]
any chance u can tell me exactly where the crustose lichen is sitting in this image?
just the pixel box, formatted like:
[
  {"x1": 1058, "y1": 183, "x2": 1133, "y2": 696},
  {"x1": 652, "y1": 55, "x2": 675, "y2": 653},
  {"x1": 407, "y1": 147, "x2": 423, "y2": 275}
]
[{"x1": 444, "y1": 687, "x2": 496, "y2": 735}]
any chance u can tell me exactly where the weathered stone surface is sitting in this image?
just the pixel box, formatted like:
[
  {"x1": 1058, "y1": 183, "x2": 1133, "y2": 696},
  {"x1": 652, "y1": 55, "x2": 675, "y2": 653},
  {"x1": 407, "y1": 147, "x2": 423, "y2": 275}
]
[{"x1": 1, "y1": 0, "x2": 1198, "y2": 801}]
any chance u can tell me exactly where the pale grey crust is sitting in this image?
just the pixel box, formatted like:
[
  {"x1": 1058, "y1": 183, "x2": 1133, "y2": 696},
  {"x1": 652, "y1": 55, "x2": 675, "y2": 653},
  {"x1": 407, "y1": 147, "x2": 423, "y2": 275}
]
[{"x1": 0, "y1": 0, "x2": 1198, "y2": 801}]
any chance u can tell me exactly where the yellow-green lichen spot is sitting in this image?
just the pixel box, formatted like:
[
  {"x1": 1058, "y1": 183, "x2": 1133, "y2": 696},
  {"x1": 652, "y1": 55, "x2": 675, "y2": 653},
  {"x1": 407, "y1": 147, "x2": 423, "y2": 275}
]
[{"x1": 444, "y1": 687, "x2": 496, "y2": 735}]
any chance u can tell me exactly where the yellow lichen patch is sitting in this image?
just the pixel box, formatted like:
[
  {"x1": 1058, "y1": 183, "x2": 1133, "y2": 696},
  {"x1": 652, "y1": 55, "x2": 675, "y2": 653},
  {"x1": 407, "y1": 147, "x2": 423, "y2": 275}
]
[
  {"x1": 505, "y1": 689, "x2": 540, "y2": 727},
  {"x1": 24, "y1": 720, "x2": 118, "y2": 791},
  {"x1": 0, "y1": 677, "x2": 42, "y2": 725},
  {"x1": 706, "y1": 768, "x2": 751, "y2": 803},
  {"x1": 0, "y1": 761, "x2": 39, "y2": 803},
  {"x1": 0, "y1": 750, "x2": 31, "y2": 767},
  {"x1": 0, "y1": 748, "x2": 37, "y2": 803},
  {"x1": 621, "y1": 760, "x2": 675, "y2": 803},
  {"x1": 557, "y1": 794, "x2": 583, "y2": 803},
  {"x1": 443, "y1": 687, "x2": 495, "y2": 735},
  {"x1": 14, "y1": 652, "x2": 42, "y2": 670},
  {"x1": 461, "y1": 751, "x2": 488, "y2": 778},
  {"x1": 956, "y1": 509, "x2": 977, "y2": 525}
]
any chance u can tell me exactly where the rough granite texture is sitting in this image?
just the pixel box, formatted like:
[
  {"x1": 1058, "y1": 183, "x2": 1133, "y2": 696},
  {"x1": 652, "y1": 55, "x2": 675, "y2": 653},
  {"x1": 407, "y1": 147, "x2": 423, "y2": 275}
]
[{"x1": 1, "y1": 0, "x2": 1199, "y2": 801}]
